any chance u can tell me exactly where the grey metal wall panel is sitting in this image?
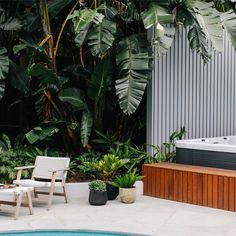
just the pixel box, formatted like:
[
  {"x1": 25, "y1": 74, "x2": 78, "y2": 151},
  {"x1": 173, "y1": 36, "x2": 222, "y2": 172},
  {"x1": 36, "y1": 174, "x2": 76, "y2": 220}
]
[{"x1": 147, "y1": 27, "x2": 236, "y2": 155}]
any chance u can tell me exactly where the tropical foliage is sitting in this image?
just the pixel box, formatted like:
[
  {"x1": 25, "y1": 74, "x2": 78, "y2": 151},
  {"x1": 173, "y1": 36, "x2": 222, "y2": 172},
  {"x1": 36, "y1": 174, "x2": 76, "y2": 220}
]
[{"x1": 0, "y1": 0, "x2": 236, "y2": 155}]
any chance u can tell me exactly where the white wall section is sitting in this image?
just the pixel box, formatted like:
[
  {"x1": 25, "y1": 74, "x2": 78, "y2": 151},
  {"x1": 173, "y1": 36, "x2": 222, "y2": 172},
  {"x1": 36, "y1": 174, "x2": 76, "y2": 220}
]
[{"x1": 147, "y1": 27, "x2": 236, "y2": 155}]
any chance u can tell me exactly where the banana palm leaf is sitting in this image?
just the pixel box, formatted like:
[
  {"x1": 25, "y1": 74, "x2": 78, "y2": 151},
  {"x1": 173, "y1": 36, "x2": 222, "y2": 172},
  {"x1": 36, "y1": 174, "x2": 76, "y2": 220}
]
[
  {"x1": 81, "y1": 109, "x2": 93, "y2": 147},
  {"x1": 0, "y1": 17, "x2": 22, "y2": 30},
  {"x1": 0, "y1": 47, "x2": 9, "y2": 81},
  {"x1": 154, "y1": 26, "x2": 176, "y2": 56},
  {"x1": 26, "y1": 126, "x2": 59, "y2": 144},
  {"x1": 0, "y1": 81, "x2": 5, "y2": 100},
  {"x1": 87, "y1": 19, "x2": 116, "y2": 57},
  {"x1": 8, "y1": 61, "x2": 31, "y2": 95},
  {"x1": 0, "y1": 47, "x2": 9, "y2": 100},
  {"x1": 88, "y1": 59, "x2": 112, "y2": 101},
  {"x1": 115, "y1": 36, "x2": 151, "y2": 115},
  {"x1": 141, "y1": 3, "x2": 174, "y2": 29},
  {"x1": 141, "y1": 3, "x2": 175, "y2": 56},
  {"x1": 59, "y1": 88, "x2": 85, "y2": 110},
  {"x1": 188, "y1": 25, "x2": 211, "y2": 63},
  {"x1": 29, "y1": 64, "x2": 66, "y2": 88},
  {"x1": 48, "y1": 0, "x2": 74, "y2": 17},
  {"x1": 189, "y1": 1, "x2": 223, "y2": 52},
  {"x1": 221, "y1": 10, "x2": 236, "y2": 48}
]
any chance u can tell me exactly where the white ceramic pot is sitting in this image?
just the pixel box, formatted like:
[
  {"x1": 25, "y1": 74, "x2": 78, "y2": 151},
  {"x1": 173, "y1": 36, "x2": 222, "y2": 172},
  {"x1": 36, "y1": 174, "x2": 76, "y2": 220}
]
[{"x1": 119, "y1": 187, "x2": 136, "y2": 203}]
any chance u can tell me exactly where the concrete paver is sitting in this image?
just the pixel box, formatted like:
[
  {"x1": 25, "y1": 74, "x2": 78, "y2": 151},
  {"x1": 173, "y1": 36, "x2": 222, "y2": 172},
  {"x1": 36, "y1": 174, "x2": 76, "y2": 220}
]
[{"x1": 0, "y1": 196, "x2": 236, "y2": 236}]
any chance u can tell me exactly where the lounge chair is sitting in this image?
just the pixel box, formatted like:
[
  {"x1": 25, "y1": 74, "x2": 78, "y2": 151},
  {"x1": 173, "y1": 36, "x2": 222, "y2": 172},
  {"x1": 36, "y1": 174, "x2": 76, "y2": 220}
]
[{"x1": 13, "y1": 156, "x2": 70, "y2": 210}]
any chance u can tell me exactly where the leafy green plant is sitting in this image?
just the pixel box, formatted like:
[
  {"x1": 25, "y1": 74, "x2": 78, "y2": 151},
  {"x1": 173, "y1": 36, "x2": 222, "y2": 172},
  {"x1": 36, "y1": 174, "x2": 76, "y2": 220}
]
[
  {"x1": 0, "y1": 133, "x2": 65, "y2": 183},
  {"x1": 151, "y1": 127, "x2": 187, "y2": 163},
  {"x1": 89, "y1": 180, "x2": 106, "y2": 192},
  {"x1": 93, "y1": 154, "x2": 127, "y2": 182},
  {"x1": 112, "y1": 169, "x2": 143, "y2": 188},
  {"x1": 75, "y1": 151, "x2": 103, "y2": 179}
]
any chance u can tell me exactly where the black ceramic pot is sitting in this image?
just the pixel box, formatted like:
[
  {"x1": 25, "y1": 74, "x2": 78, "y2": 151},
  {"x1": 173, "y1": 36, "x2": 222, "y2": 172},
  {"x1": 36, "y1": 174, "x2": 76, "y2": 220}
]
[
  {"x1": 89, "y1": 190, "x2": 108, "y2": 206},
  {"x1": 106, "y1": 183, "x2": 119, "y2": 200}
]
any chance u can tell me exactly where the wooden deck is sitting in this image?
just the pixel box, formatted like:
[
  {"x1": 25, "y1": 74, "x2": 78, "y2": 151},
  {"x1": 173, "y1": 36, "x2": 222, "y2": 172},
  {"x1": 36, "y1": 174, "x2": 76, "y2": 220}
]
[{"x1": 142, "y1": 163, "x2": 236, "y2": 212}]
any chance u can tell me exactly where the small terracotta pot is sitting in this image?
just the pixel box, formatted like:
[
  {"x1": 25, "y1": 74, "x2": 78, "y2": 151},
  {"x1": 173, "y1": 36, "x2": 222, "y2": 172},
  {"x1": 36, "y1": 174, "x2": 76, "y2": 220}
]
[{"x1": 119, "y1": 187, "x2": 136, "y2": 203}]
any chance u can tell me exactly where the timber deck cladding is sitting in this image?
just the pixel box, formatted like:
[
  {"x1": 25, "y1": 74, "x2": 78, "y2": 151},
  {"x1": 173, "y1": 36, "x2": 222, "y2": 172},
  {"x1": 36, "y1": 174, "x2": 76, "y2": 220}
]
[{"x1": 142, "y1": 163, "x2": 236, "y2": 212}]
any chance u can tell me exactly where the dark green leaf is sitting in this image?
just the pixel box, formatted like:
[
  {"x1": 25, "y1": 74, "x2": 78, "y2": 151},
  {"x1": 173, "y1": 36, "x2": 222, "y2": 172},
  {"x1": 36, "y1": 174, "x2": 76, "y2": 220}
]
[
  {"x1": 88, "y1": 59, "x2": 112, "y2": 101},
  {"x1": 141, "y1": 3, "x2": 174, "y2": 29},
  {"x1": 59, "y1": 88, "x2": 85, "y2": 109},
  {"x1": 29, "y1": 64, "x2": 61, "y2": 87},
  {"x1": 26, "y1": 126, "x2": 59, "y2": 144},
  {"x1": 87, "y1": 19, "x2": 116, "y2": 57},
  {"x1": 48, "y1": 0, "x2": 74, "y2": 17},
  {"x1": 8, "y1": 61, "x2": 31, "y2": 94},
  {"x1": 188, "y1": 25, "x2": 211, "y2": 63},
  {"x1": 115, "y1": 36, "x2": 151, "y2": 115},
  {"x1": 13, "y1": 40, "x2": 44, "y2": 54},
  {"x1": 0, "y1": 47, "x2": 9, "y2": 81},
  {"x1": 0, "y1": 81, "x2": 5, "y2": 100},
  {"x1": 0, "y1": 17, "x2": 22, "y2": 31},
  {"x1": 189, "y1": 1, "x2": 223, "y2": 52},
  {"x1": 80, "y1": 110, "x2": 93, "y2": 147},
  {"x1": 221, "y1": 10, "x2": 236, "y2": 49}
]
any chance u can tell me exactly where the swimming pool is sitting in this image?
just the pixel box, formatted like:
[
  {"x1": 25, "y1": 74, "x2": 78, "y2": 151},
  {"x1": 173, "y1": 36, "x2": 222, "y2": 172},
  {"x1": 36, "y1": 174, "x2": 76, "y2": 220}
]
[{"x1": 0, "y1": 231, "x2": 134, "y2": 236}]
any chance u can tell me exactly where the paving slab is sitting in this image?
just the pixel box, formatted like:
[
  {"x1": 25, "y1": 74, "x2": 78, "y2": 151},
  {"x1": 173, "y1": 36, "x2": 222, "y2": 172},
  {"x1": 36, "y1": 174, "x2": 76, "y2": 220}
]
[{"x1": 0, "y1": 196, "x2": 236, "y2": 236}]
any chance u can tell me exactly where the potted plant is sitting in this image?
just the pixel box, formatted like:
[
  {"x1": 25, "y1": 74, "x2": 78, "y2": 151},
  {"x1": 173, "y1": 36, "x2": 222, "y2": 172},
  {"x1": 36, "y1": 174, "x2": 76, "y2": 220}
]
[
  {"x1": 113, "y1": 169, "x2": 143, "y2": 204},
  {"x1": 93, "y1": 154, "x2": 127, "y2": 200},
  {"x1": 88, "y1": 180, "x2": 107, "y2": 206}
]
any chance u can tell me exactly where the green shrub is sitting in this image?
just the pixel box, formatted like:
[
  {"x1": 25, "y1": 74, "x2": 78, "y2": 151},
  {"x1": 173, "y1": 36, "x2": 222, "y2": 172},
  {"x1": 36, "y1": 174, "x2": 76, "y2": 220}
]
[
  {"x1": 89, "y1": 180, "x2": 106, "y2": 192},
  {"x1": 93, "y1": 154, "x2": 127, "y2": 182},
  {"x1": 112, "y1": 169, "x2": 143, "y2": 188},
  {"x1": 74, "y1": 151, "x2": 103, "y2": 179}
]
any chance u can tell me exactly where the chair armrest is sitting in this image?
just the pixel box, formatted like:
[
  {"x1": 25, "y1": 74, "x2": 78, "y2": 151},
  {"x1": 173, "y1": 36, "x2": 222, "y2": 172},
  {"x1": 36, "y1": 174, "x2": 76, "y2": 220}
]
[
  {"x1": 15, "y1": 166, "x2": 35, "y2": 170},
  {"x1": 15, "y1": 166, "x2": 35, "y2": 180}
]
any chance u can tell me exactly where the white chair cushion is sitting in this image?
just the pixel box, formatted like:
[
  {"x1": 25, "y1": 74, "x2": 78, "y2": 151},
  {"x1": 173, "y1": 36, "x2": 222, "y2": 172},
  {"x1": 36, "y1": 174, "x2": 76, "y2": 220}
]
[{"x1": 13, "y1": 179, "x2": 62, "y2": 188}]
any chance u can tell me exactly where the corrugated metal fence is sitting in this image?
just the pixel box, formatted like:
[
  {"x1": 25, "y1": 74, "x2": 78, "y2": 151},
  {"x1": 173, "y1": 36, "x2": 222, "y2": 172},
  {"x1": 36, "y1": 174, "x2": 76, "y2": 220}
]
[{"x1": 147, "y1": 27, "x2": 236, "y2": 154}]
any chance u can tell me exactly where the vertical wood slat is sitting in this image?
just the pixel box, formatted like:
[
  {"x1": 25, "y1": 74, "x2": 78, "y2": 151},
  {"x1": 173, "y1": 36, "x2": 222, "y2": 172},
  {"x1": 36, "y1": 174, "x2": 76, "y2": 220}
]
[
  {"x1": 197, "y1": 173, "x2": 203, "y2": 206},
  {"x1": 143, "y1": 164, "x2": 236, "y2": 212},
  {"x1": 156, "y1": 167, "x2": 161, "y2": 197},
  {"x1": 192, "y1": 173, "x2": 198, "y2": 205},
  {"x1": 164, "y1": 169, "x2": 169, "y2": 199},
  {"x1": 147, "y1": 166, "x2": 152, "y2": 196},
  {"x1": 183, "y1": 172, "x2": 188, "y2": 202},
  {"x1": 173, "y1": 170, "x2": 178, "y2": 201},
  {"x1": 203, "y1": 174, "x2": 208, "y2": 206},
  {"x1": 207, "y1": 175, "x2": 213, "y2": 208},
  {"x1": 168, "y1": 170, "x2": 174, "y2": 200},
  {"x1": 151, "y1": 167, "x2": 156, "y2": 197},
  {"x1": 178, "y1": 171, "x2": 183, "y2": 202},
  {"x1": 229, "y1": 177, "x2": 235, "y2": 211},
  {"x1": 212, "y1": 175, "x2": 218, "y2": 209},
  {"x1": 187, "y1": 172, "x2": 193, "y2": 204},
  {"x1": 142, "y1": 165, "x2": 147, "y2": 195},
  {"x1": 218, "y1": 176, "x2": 224, "y2": 209},
  {"x1": 224, "y1": 177, "x2": 229, "y2": 210},
  {"x1": 160, "y1": 168, "x2": 165, "y2": 199}
]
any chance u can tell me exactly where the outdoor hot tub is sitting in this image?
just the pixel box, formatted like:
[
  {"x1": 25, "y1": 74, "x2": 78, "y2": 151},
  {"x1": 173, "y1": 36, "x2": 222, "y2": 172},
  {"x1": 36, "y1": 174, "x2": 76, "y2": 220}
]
[{"x1": 176, "y1": 136, "x2": 236, "y2": 170}]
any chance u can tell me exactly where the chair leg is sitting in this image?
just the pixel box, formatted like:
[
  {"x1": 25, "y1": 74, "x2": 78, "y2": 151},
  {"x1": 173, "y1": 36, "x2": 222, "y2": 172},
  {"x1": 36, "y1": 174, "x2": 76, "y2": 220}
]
[
  {"x1": 14, "y1": 192, "x2": 23, "y2": 220},
  {"x1": 47, "y1": 180, "x2": 56, "y2": 211},
  {"x1": 63, "y1": 186, "x2": 68, "y2": 203},
  {"x1": 26, "y1": 191, "x2": 33, "y2": 215},
  {"x1": 34, "y1": 189, "x2": 38, "y2": 198}
]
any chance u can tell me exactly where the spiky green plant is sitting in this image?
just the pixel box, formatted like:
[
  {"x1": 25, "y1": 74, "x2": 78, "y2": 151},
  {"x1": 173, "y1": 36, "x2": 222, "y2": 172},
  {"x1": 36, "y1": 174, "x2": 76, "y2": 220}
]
[{"x1": 112, "y1": 169, "x2": 143, "y2": 188}]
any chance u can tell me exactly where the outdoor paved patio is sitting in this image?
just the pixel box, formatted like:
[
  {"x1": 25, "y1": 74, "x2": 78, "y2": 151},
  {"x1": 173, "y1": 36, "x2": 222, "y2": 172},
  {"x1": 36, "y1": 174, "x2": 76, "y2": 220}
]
[{"x1": 0, "y1": 195, "x2": 236, "y2": 236}]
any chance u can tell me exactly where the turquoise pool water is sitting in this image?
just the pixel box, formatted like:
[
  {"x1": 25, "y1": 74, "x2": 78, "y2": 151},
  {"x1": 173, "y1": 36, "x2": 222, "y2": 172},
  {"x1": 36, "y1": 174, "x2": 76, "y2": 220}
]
[{"x1": 0, "y1": 231, "x2": 132, "y2": 236}]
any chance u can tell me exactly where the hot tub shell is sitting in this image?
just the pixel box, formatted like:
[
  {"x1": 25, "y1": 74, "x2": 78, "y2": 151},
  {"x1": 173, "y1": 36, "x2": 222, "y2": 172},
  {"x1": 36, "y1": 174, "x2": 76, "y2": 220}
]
[{"x1": 176, "y1": 136, "x2": 236, "y2": 170}]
